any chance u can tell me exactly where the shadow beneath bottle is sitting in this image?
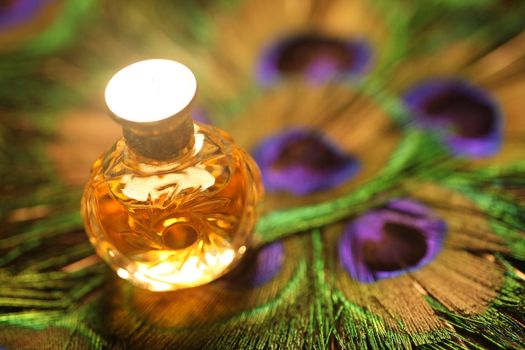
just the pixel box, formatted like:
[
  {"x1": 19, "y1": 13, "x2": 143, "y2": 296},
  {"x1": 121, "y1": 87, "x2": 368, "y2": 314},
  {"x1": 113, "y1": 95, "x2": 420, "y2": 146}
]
[{"x1": 93, "y1": 240, "x2": 299, "y2": 325}]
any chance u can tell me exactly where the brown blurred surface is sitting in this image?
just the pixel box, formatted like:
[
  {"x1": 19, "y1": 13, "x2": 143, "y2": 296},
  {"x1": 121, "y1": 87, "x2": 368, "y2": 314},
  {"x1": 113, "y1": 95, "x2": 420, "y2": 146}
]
[{"x1": 48, "y1": 110, "x2": 120, "y2": 187}]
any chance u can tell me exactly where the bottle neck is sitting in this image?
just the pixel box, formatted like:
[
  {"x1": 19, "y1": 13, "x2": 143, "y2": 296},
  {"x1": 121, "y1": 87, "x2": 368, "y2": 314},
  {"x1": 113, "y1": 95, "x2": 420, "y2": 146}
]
[{"x1": 123, "y1": 116, "x2": 195, "y2": 161}]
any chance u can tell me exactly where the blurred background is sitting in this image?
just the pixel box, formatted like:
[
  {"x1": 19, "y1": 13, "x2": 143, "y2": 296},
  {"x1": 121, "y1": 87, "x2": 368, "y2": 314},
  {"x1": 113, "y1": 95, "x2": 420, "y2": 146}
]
[{"x1": 1, "y1": 1, "x2": 525, "y2": 349}]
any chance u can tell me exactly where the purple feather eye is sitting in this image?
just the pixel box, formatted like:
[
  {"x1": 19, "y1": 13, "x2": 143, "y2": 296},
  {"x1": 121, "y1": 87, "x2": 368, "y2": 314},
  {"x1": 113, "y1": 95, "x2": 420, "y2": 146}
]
[
  {"x1": 257, "y1": 34, "x2": 372, "y2": 86},
  {"x1": 192, "y1": 107, "x2": 211, "y2": 124},
  {"x1": 404, "y1": 79, "x2": 502, "y2": 158},
  {"x1": 0, "y1": 0, "x2": 52, "y2": 29},
  {"x1": 339, "y1": 199, "x2": 447, "y2": 283},
  {"x1": 252, "y1": 128, "x2": 360, "y2": 195},
  {"x1": 221, "y1": 242, "x2": 284, "y2": 288}
]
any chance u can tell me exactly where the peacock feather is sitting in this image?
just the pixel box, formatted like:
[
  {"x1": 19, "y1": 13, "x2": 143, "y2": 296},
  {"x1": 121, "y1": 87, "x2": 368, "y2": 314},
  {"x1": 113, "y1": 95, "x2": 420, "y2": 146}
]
[{"x1": 1, "y1": 0, "x2": 525, "y2": 349}]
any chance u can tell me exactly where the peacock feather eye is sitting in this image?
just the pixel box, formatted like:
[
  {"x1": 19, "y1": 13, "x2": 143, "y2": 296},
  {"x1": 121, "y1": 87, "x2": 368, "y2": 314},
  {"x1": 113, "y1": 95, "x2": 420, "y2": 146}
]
[
  {"x1": 0, "y1": 0, "x2": 53, "y2": 29},
  {"x1": 252, "y1": 128, "x2": 360, "y2": 195},
  {"x1": 257, "y1": 34, "x2": 372, "y2": 86},
  {"x1": 192, "y1": 107, "x2": 211, "y2": 124},
  {"x1": 0, "y1": 0, "x2": 85, "y2": 54},
  {"x1": 338, "y1": 198, "x2": 447, "y2": 283},
  {"x1": 404, "y1": 79, "x2": 502, "y2": 158},
  {"x1": 220, "y1": 242, "x2": 284, "y2": 288}
]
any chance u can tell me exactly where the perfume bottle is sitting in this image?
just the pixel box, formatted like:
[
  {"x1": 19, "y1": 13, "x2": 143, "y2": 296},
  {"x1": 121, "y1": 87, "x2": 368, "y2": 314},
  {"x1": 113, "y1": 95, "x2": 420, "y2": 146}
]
[{"x1": 81, "y1": 59, "x2": 263, "y2": 291}]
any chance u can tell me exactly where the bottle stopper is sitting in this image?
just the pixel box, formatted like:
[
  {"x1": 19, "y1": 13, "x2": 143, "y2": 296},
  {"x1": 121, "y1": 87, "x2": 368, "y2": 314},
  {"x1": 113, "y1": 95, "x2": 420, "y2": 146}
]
[{"x1": 104, "y1": 59, "x2": 197, "y2": 160}]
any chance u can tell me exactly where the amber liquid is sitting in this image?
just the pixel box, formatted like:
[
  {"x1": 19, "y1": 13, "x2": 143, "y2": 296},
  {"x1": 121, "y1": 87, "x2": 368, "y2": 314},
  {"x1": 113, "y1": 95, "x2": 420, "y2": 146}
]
[{"x1": 81, "y1": 124, "x2": 262, "y2": 291}]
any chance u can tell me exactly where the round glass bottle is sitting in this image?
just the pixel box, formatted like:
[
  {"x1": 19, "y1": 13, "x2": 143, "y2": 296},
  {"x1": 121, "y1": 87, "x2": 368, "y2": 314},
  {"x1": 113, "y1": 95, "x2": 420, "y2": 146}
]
[{"x1": 81, "y1": 59, "x2": 263, "y2": 291}]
